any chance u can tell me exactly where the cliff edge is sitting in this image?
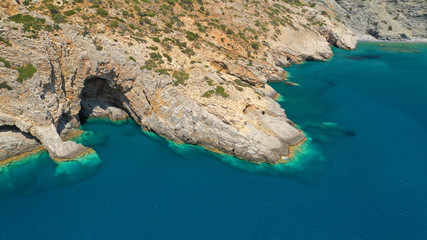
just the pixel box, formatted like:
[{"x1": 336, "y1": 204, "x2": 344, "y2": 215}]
[{"x1": 0, "y1": 0, "x2": 355, "y2": 164}]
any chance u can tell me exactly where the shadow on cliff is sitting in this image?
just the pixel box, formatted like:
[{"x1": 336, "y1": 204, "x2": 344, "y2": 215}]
[{"x1": 78, "y1": 77, "x2": 132, "y2": 125}]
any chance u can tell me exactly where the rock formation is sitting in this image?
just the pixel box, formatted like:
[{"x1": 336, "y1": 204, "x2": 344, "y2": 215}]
[
  {"x1": 306, "y1": 0, "x2": 427, "y2": 41},
  {"x1": 0, "y1": 0, "x2": 356, "y2": 164}
]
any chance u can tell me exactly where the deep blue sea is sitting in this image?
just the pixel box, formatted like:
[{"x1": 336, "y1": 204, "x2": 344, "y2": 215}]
[{"x1": 0, "y1": 43, "x2": 426, "y2": 239}]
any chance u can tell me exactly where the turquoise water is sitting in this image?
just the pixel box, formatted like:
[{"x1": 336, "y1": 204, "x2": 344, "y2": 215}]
[{"x1": 0, "y1": 43, "x2": 426, "y2": 239}]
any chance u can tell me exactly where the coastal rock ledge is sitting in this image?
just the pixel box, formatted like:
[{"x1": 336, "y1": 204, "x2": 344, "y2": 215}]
[{"x1": 0, "y1": 0, "x2": 356, "y2": 164}]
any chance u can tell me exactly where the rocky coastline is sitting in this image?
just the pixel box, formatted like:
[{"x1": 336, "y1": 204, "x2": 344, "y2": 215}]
[
  {"x1": 1, "y1": 0, "x2": 357, "y2": 165},
  {"x1": 304, "y1": 0, "x2": 427, "y2": 42}
]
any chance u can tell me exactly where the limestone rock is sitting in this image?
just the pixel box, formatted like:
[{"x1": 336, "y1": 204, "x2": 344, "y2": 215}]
[
  {"x1": 31, "y1": 125, "x2": 87, "y2": 160},
  {"x1": 307, "y1": 0, "x2": 427, "y2": 41},
  {"x1": 0, "y1": 0, "x2": 357, "y2": 163},
  {"x1": 0, "y1": 126, "x2": 41, "y2": 161}
]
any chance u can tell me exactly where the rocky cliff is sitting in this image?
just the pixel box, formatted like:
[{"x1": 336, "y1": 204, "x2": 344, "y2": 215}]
[
  {"x1": 305, "y1": 0, "x2": 427, "y2": 40},
  {"x1": 0, "y1": 0, "x2": 355, "y2": 164}
]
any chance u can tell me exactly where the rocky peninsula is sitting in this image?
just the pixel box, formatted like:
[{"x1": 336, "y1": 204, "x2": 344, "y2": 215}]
[
  {"x1": 0, "y1": 0, "x2": 358, "y2": 164},
  {"x1": 304, "y1": 0, "x2": 427, "y2": 41}
]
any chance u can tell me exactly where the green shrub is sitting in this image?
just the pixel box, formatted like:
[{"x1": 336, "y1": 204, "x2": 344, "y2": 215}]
[
  {"x1": 186, "y1": 31, "x2": 199, "y2": 41},
  {"x1": 96, "y1": 45, "x2": 103, "y2": 51},
  {"x1": 154, "y1": 68, "x2": 171, "y2": 75},
  {"x1": 163, "y1": 53, "x2": 172, "y2": 62},
  {"x1": 153, "y1": 37, "x2": 161, "y2": 42},
  {"x1": 150, "y1": 52, "x2": 163, "y2": 61},
  {"x1": 202, "y1": 90, "x2": 214, "y2": 97},
  {"x1": 251, "y1": 42, "x2": 260, "y2": 50},
  {"x1": 8, "y1": 14, "x2": 47, "y2": 32},
  {"x1": 52, "y1": 13, "x2": 67, "y2": 24},
  {"x1": 181, "y1": 48, "x2": 195, "y2": 56},
  {"x1": 0, "y1": 36, "x2": 12, "y2": 47},
  {"x1": 234, "y1": 85, "x2": 243, "y2": 91},
  {"x1": 0, "y1": 56, "x2": 11, "y2": 68},
  {"x1": 64, "y1": 10, "x2": 76, "y2": 16},
  {"x1": 179, "y1": 0, "x2": 194, "y2": 10},
  {"x1": 173, "y1": 71, "x2": 189, "y2": 86},
  {"x1": 129, "y1": 56, "x2": 136, "y2": 62},
  {"x1": 16, "y1": 64, "x2": 37, "y2": 83},
  {"x1": 141, "y1": 60, "x2": 158, "y2": 70},
  {"x1": 234, "y1": 79, "x2": 250, "y2": 87},
  {"x1": 215, "y1": 85, "x2": 228, "y2": 98},
  {"x1": 0, "y1": 81, "x2": 12, "y2": 90},
  {"x1": 110, "y1": 21, "x2": 119, "y2": 28},
  {"x1": 97, "y1": 8, "x2": 108, "y2": 17}
]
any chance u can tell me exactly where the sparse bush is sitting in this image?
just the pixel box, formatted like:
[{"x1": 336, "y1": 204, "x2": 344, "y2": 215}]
[
  {"x1": 179, "y1": 0, "x2": 194, "y2": 10},
  {"x1": 64, "y1": 10, "x2": 76, "y2": 16},
  {"x1": 0, "y1": 81, "x2": 12, "y2": 90},
  {"x1": 154, "y1": 68, "x2": 170, "y2": 75},
  {"x1": 0, "y1": 56, "x2": 11, "y2": 68},
  {"x1": 251, "y1": 42, "x2": 260, "y2": 50},
  {"x1": 163, "y1": 53, "x2": 172, "y2": 62},
  {"x1": 173, "y1": 71, "x2": 189, "y2": 86},
  {"x1": 186, "y1": 31, "x2": 199, "y2": 41},
  {"x1": 96, "y1": 8, "x2": 108, "y2": 17},
  {"x1": 8, "y1": 14, "x2": 47, "y2": 32},
  {"x1": 150, "y1": 52, "x2": 163, "y2": 61},
  {"x1": 215, "y1": 85, "x2": 228, "y2": 98},
  {"x1": 141, "y1": 60, "x2": 158, "y2": 70},
  {"x1": 52, "y1": 13, "x2": 67, "y2": 24},
  {"x1": 0, "y1": 36, "x2": 12, "y2": 47},
  {"x1": 16, "y1": 64, "x2": 37, "y2": 83}
]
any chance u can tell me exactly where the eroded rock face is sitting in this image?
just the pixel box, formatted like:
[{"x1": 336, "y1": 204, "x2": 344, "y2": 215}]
[
  {"x1": 0, "y1": 0, "x2": 355, "y2": 163},
  {"x1": 306, "y1": 0, "x2": 427, "y2": 41},
  {"x1": 0, "y1": 126, "x2": 41, "y2": 161},
  {"x1": 80, "y1": 78, "x2": 129, "y2": 121}
]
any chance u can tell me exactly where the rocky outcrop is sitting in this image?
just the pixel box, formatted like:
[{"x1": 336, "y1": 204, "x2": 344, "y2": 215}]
[
  {"x1": 0, "y1": 0, "x2": 356, "y2": 164},
  {"x1": 31, "y1": 125, "x2": 87, "y2": 160},
  {"x1": 306, "y1": 0, "x2": 427, "y2": 41},
  {"x1": 0, "y1": 126, "x2": 41, "y2": 161}
]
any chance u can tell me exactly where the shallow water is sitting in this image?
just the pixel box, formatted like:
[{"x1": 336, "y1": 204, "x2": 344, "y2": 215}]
[{"x1": 0, "y1": 43, "x2": 426, "y2": 239}]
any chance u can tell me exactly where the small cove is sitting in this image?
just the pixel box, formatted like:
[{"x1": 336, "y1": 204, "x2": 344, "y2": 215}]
[{"x1": 0, "y1": 42, "x2": 426, "y2": 239}]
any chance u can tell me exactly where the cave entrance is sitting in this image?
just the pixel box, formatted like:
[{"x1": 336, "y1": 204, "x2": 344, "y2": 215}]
[{"x1": 79, "y1": 77, "x2": 129, "y2": 124}]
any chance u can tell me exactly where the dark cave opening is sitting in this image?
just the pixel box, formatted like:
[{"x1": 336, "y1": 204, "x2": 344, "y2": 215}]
[{"x1": 79, "y1": 77, "x2": 130, "y2": 124}]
